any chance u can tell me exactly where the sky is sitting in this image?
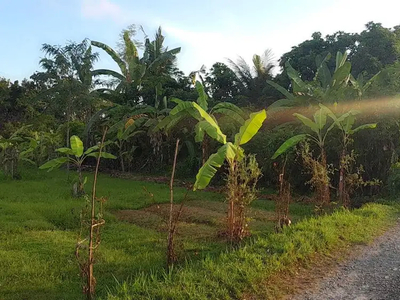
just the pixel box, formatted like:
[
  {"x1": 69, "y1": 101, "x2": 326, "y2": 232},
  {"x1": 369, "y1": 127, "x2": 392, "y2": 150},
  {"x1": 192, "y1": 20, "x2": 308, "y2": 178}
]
[{"x1": 1, "y1": 0, "x2": 400, "y2": 81}]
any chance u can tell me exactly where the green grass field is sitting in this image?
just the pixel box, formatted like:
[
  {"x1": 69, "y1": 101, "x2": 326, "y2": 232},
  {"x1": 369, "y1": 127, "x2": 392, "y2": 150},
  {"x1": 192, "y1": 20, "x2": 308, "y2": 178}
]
[{"x1": 0, "y1": 168, "x2": 314, "y2": 299}]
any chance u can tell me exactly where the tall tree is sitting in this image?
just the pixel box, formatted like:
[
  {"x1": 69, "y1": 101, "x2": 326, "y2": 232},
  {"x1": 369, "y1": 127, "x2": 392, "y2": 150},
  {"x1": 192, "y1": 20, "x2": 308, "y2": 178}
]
[
  {"x1": 92, "y1": 25, "x2": 181, "y2": 106},
  {"x1": 31, "y1": 39, "x2": 100, "y2": 146},
  {"x1": 227, "y1": 50, "x2": 276, "y2": 106}
]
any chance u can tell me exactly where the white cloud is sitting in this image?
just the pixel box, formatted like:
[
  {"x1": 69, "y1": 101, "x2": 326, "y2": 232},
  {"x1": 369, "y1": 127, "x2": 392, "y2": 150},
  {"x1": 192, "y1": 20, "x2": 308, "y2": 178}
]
[
  {"x1": 164, "y1": 25, "x2": 277, "y2": 74},
  {"x1": 81, "y1": 0, "x2": 129, "y2": 24}
]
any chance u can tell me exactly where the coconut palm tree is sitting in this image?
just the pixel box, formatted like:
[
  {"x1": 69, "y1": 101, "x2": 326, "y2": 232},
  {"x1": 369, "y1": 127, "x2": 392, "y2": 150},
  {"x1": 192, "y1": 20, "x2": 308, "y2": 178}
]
[
  {"x1": 227, "y1": 49, "x2": 275, "y2": 106},
  {"x1": 91, "y1": 25, "x2": 180, "y2": 106}
]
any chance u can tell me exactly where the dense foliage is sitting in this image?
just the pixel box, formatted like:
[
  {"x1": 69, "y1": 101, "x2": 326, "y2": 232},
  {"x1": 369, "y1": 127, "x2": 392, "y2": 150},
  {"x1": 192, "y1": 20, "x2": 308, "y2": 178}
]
[{"x1": 2, "y1": 21, "x2": 400, "y2": 200}]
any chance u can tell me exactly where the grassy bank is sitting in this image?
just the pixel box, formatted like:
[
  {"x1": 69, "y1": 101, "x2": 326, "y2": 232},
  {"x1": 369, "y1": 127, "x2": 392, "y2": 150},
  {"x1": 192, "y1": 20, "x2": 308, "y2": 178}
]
[
  {"x1": 0, "y1": 169, "x2": 313, "y2": 299},
  {"x1": 107, "y1": 203, "x2": 397, "y2": 300}
]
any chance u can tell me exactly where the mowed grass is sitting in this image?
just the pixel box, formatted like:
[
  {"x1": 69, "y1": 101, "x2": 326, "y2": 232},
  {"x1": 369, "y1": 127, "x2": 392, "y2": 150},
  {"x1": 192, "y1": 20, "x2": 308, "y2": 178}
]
[{"x1": 0, "y1": 168, "x2": 313, "y2": 300}]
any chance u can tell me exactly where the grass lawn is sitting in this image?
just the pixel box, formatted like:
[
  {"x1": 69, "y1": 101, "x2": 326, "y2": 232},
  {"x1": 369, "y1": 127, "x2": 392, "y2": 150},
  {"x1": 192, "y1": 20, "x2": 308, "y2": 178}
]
[{"x1": 0, "y1": 168, "x2": 313, "y2": 300}]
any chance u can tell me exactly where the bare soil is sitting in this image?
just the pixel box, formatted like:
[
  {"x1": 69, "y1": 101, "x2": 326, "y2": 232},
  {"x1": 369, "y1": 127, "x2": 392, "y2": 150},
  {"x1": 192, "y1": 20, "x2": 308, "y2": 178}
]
[{"x1": 115, "y1": 200, "x2": 276, "y2": 240}]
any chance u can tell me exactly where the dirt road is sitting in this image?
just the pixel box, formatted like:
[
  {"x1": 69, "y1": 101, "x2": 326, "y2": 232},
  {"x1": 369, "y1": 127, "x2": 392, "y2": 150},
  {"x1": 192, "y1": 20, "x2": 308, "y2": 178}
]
[{"x1": 292, "y1": 222, "x2": 400, "y2": 300}]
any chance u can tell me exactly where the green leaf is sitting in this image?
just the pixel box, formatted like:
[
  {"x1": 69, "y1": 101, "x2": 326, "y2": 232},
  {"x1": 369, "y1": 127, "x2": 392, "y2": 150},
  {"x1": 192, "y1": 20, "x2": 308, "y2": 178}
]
[
  {"x1": 344, "y1": 114, "x2": 356, "y2": 133},
  {"x1": 194, "y1": 121, "x2": 207, "y2": 143},
  {"x1": 70, "y1": 136, "x2": 84, "y2": 157},
  {"x1": 332, "y1": 62, "x2": 351, "y2": 87},
  {"x1": 350, "y1": 123, "x2": 377, "y2": 134},
  {"x1": 272, "y1": 134, "x2": 307, "y2": 159},
  {"x1": 234, "y1": 110, "x2": 266, "y2": 146},
  {"x1": 190, "y1": 103, "x2": 226, "y2": 144},
  {"x1": 193, "y1": 143, "x2": 237, "y2": 190},
  {"x1": 39, "y1": 157, "x2": 69, "y2": 170},
  {"x1": 91, "y1": 40, "x2": 127, "y2": 75},
  {"x1": 293, "y1": 113, "x2": 319, "y2": 134},
  {"x1": 92, "y1": 69, "x2": 125, "y2": 81},
  {"x1": 362, "y1": 71, "x2": 381, "y2": 92},
  {"x1": 212, "y1": 102, "x2": 245, "y2": 117},
  {"x1": 313, "y1": 107, "x2": 327, "y2": 130},
  {"x1": 266, "y1": 80, "x2": 294, "y2": 101},
  {"x1": 87, "y1": 152, "x2": 117, "y2": 159},
  {"x1": 285, "y1": 61, "x2": 306, "y2": 93},
  {"x1": 195, "y1": 81, "x2": 208, "y2": 111},
  {"x1": 21, "y1": 158, "x2": 36, "y2": 165},
  {"x1": 56, "y1": 147, "x2": 75, "y2": 155},
  {"x1": 212, "y1": 106, "x2": 245, "y2": 125}
]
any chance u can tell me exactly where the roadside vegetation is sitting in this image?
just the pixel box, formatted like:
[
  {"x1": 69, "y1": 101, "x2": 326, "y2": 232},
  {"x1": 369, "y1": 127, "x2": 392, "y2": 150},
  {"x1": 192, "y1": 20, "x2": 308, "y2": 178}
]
[{"x1": 2, "y1": 21, "x2": 400, "y2": 299}]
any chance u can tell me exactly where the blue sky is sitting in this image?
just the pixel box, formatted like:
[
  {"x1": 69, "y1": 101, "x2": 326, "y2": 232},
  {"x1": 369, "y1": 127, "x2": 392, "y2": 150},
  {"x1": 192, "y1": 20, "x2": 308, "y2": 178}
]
[{"x1": 1, "y1": 0, "x2": 400, "y2": 81}]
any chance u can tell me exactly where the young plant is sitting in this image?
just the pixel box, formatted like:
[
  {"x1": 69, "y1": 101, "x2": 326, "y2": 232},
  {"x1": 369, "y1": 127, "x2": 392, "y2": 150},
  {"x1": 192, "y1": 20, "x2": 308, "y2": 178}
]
[
  {"x1": 0, "y1": 126, "x2": 35, "y2": 179},
  {"x1": 272, "y1": 104, "x2": 336, "y2": 206},
  {"x1": 167, "y1": 139, "x2": 186, "y2": 267},
  {"x1": 156, "y1": 81, "x2": 245, "y2": 164},
  {"x1": 39, "y1": 135, "x2": 116, "y2": 196},
  {"x1": 75, "y1": 129, "x2": 108, "y2": 300},
  {"x1": 274, "y1": 156, "x2": 292, "y2": 232},
  {"x1": 192, "y1": 109, "x2": 266, "y2": 242},
  {"x1": 109, "y1": 118, "x2": 144, "y2": 172},
  {"x1": 326, "y1": 109, "x2": 376, "y2": 205}
]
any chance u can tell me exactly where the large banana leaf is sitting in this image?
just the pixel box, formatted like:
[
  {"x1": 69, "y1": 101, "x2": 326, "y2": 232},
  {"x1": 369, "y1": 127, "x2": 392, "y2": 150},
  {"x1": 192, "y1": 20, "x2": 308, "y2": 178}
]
[
  {"x1": 189, "y1": 103, "x2": 226, "y2": 144},
  {"x1": 293, "y1": 113, "x2": 319, "y2": 134},
  {"x1": 332, "y1": 62, "x2": 351, "y2": 87},
  {"x1": 234, "y1": 110, "x2": 266, "y2": 146},
  {"x1": 272, "y1": 134, "x2": 307, "y2": 159},
  {"x1": 313, "y1": 107, "x2": 327, "y2": 130},
  {"x1": 193, "y1": 142, "x2": 236, "y2": 190},
  {"x1": 195, "y1": 81, "x2": 208, "y2": 111},
  {"x1": 87, "y1": 152, "x2": 117, "y2": 159},
  {"x1": 39, "y1": 157, "x2": 69, "y2": 171},
  {"x1": 91, "y1": 40, "x2": 127, "y2": 75},
  {"x1": 212, "y1": 105, "x2": 245, "y2": 125},
  {"x1": 212, "y1": 102, "x2": 245, "y2": 117},
  {"x1": 194, "y1": 121, "x2": 207, "y2": 142},
  {"x1": 92, "y1": 69, "x2": 125, "y2": 81},
  {"x1": 70, "y1": 136, "x2": 84, "y2": 157},
  {"x1": 344, "y1": 114, "x2": 356, "y2": 133},
  {"x1": 350, "y1": 123, "x2": 377, "y2": 134},
  {"x1": 335, "y1": 51, "x2": 348, "y2": 72},
  {"x1": 266, "y1": 80, "x2": 295, "y2": 101},
  {"x1": 56, "y1": 147, "x2": 75, "y2": 155},
  {"x1": 314, "y1": 53, "x2": 332, "y2": 89},
  {"x1": 285, "y1": 61, "x2": 307, "y2": 93}
]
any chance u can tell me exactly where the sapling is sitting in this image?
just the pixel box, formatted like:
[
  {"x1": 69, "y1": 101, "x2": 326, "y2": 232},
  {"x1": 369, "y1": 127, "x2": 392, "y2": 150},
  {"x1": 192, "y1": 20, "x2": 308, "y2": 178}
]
[
  {"x1": 40, "y1": 135, "x2": 116, "y2": 196},
  {"x1": 166, "y1": 139, "x2": 186, "y2": 267},
  {"x1": 75, "y1": 129, "x2": 108, "y2": 300}
]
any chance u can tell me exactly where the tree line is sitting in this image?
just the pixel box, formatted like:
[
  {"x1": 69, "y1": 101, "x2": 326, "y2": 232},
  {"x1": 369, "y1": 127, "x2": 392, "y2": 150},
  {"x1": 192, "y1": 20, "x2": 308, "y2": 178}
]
[{"x1": 1, "y1": 21, "x2": 400, "y2": 201}]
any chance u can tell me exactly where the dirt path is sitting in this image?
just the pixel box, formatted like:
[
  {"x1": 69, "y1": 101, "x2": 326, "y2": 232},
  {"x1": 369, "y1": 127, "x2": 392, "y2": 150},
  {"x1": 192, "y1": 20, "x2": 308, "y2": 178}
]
[{"x1": 291, "y1": 221, "x2": 400, "y2": 300}]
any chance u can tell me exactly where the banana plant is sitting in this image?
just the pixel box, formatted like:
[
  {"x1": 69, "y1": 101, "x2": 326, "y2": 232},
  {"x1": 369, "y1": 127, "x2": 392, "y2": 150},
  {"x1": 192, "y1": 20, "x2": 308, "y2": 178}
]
[
  {"x1": 40, "y1": 135, "x2": 116, "y2": 196},
  {"x1": 272, "y1": 104, "x2": 336, "y2": 205},
  {"x1": 191, "y1": 107, "x2": 266, "y2": 241},
  {"x1": 349, "y1": 71, "x2": 381, "y2": 99},
  {"x1": 156, "y1": 81, "x2": 245, "y2": 164},
  {"x1": 0, "y1": 126, "x2": 35, "y2": 179},
  {"x1": 325, "y1": 109, "x2": 376, "y2": 204},
  {"x1": 109, "y1": 117, "x2": 145, "y2": 172},
  {"x1": 267, "y1": 51, "x2": 354, "y2": 112},
  {"x1": 193, "y1": 109, "x2": 266, "y2": 190}
]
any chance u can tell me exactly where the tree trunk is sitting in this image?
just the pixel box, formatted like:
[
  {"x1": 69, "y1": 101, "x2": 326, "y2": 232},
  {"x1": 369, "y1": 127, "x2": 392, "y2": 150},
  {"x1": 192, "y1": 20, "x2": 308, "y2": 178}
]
[
  {"x1": 338, "y1": 148, "x2": 346, "y2": 206},
  {"x1": 227, "y1": 161, "x2": 237, "y2": 241},
  {"x1": 320, "y1": 148, "x2": 330, "y2": 206},
  {"x1": 201, "y1": 136, "x2": 208, "y2": 165},
  {"x1": 119, "y1": 148, "x2": 125, "y2": 173}
]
